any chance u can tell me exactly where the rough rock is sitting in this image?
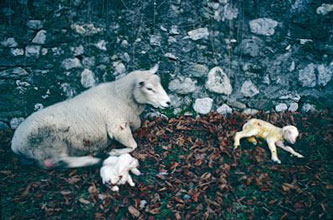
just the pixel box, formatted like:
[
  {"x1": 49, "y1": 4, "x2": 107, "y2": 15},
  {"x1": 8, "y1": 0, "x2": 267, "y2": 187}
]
[
  {"x1": 0, "y1": 67, "x2": 28, "y2": 79},
  {"x1": 238, "y1": 38, "x2": 262, "y2": 57},
  {"x1": 71, "y1": 23, "x2": 103, "y2": 36},
  {"x1": 298, "y1": 63, "x2": 316, "y2": 87},
  {"x1": 217, "y1": 104, "x2": 233, "y2": 115},
  {"x1": 242, "y1": 108, "x2": 259, "y2": 115},
  {"x1": 185, "y1": 63, "x2": 209, "y2": 78},
  {"x1": 301, "y1": 103, "x2": 317, "y2": 113},
  {"x1": 205, "y1": 67, "x2": 232, "y2": 95},
  {"x1": 26, "y1": 20, "x2": 43, "y2": 29},
  {"x1": 62, "y1": 58, "x2": 82, "y2": 70},
  {"x1": 10, "y1": 48, "x2": 24, "y2": 56},
  {"x1": 275, "y1": 103, "x2": 288, "y2": 112},
  {"x1": 94, "y1": 40, "x2": 107, "y2": 51},
  {"x1": 169, "y1": 78, "x2": 196, "y2": 95},
  {"x1": 81, "y1": 69, "x2": 96, "y2": 88},
  {"x1": 10, "y1": 117, "x2": 25, "y2": 129},
  {"x1": 317, "y1": 64, "x2": 332, "y2": 86},
  {"x1": 193, "y1": 97, "x2": 213, "y2": 115},
  {"x1": 1, "y1": 38, "x2": 18, "y2": 47},
  {"x1": 241, "y1": 80, "x2": 259, "y2": 97},
  {"x1": 316, "y1": 4, "x2": 333, "y2": 15},
  {"x1": 288, "y1": 103, "x2": 299, "y2": 112},
  {"x1": 25, "y1": 45, "x2": 41, "y2": 57},
  {"x1": 150, "y1": 35, "x2": 162, "y2": 46},
  {"x1": 32, "y1": 30, "x2": 47, "y2": 44},
  {"x1": 187, "y1": 28, "x2": 209, "y2": 41},
  {"x1": 113, "y1": 62, "x2": 126, "y2": 74},
  {"x1": 249, "y1": 18, "x2": 278, "y2": 36}
]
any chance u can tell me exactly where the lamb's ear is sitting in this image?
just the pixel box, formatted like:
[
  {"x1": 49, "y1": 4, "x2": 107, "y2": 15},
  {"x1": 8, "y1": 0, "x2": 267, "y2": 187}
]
[{"x1": 148, "y1": 64, "x2": 159, "y2": 74}]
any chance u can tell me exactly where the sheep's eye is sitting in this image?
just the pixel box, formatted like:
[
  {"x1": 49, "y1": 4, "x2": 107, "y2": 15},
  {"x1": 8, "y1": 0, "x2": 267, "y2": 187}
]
[{"x1": 147, "y1": 87, "x2": 154, "y2": 92}]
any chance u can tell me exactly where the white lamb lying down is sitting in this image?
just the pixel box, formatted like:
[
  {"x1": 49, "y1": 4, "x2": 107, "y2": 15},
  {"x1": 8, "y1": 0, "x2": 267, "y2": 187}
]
[{"x1": 100, "y1": 154, "x2": 141, "y2": 191}]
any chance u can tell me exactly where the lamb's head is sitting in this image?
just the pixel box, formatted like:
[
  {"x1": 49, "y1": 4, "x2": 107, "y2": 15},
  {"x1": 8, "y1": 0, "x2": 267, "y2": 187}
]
[
  {"x1": 133, "y1": 65, "x2": 171, "y2": 109},
  {"x1": 282, "y1": 125, "x2": 299, "y2": 144}
]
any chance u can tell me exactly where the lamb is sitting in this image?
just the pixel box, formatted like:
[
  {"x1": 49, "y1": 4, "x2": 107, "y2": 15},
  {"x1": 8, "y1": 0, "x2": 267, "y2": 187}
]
[
  {"x1": 234, "y1": 119, "x2": 303, "y2": 164},
  {"x1": 11, "y1": 65, "x2": 171, "y2": 169},
  {"x1": 100, "y1": 153, "x2": 141, "y2": 191}
]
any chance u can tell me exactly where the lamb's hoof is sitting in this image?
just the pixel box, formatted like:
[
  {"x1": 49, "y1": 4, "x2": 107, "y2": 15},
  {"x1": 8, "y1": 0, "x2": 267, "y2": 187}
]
[
  {"x1": 111, "y1": 186, "x2": 119, "y2": 191},
  {"x1": 272, "y1": 159, "x2": 281, "y2": 164},
  {"x1": 296, "y1": 154, "x2": 304, "y2": 158}
]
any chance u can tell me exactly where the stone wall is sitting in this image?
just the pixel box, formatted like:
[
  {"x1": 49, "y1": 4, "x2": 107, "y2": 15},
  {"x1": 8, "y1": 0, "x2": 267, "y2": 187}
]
[{"x1": 0, "y1": 0, "x2": 332, "y2": 129}]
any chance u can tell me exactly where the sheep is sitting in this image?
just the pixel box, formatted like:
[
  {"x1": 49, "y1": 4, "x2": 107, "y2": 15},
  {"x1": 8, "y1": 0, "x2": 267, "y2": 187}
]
[
  {"x1": 234, "y1": 119, "x2": 303, "y2": 164},
  {"x1": 11, "y1": 65, "x2": 171, "y2": 169},
  {"x1": 100, "y1": 153, "x2": 141, "y2": 191}
]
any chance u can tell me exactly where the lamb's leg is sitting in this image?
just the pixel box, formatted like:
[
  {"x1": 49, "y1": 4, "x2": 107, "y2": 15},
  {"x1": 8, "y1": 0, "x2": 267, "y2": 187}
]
[
  {"x1": 234, "y1": 129, "x2": 259, "y2": 149},
  {"x1": 127, "y1": 174, "x2": 135, "y2": 187},
  {"x1": 109, "y1": 126, "x2": 137, "y2": 156},
  {"x1": 130, "y1": 168, "x2": 141, "y2": 176},
  {"x1": 267, "y1": 139, "x2": 281, "y2": 164},
  {"x1": 276, "y1": 141, "x2": 304, "y2": 158}
]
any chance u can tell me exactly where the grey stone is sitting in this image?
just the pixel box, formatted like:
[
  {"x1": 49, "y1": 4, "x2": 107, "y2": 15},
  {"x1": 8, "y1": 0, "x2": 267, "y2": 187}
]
[
  {"x1": 82, "y1": 57, "x2": 96, "y2": 68},
  {"x1": 217, "y1": 104, "x2": 233, "y2": 115},
  {"x1": 242, "y1": 108, "x2": 259, "y2": 115},
  {"x1": 238, "y1": 38, "x2": 261, "y2": 57},
  {"x1": 169, "y1": 77, "x2": 196, "y2": 94},
  {"x1": 10, "y1": 117, "x2": 25, "y2": 129},
  {"x1": 0, "y1": 67, "x2": 28, "y2": 79},
  {"x1": 164, "y1": 53, "x2": 178, "y2": 60},
  {"x1": 81, "y1": 69, "x2": 96, "y2": 88},
  {"x1": 1, "y1": 37, "x2": 18, "y2": 47},
  {"x1": 27, "y1": 20, "x2": 43, "y2": 29},
  {"x1": 223, "y1": 4, "x2": 238, "y2": 20},
  {"x1": 317, "y1": 64, "x2": 332, "y2": 86},
  {"x1": 25, "y1": 45, "x2": 41, "y2": 57},
  {"x1": 316, "y1": 4, "x2": 333, "y2": 15},
  {"x1": 187, "y1": 28, "x2": 209, "y2": 41},
  {"x1": 0, "y1": 121, "x2": 9, "y2": 130},
  {"x1": 205, "y1": 67, "x2": 232, "y2": 95},
  {"x1": 298, "y1": 63, "x2": 316, "y2": 87},
  {"x1": 41, "y1": 48, "x2": 48, "y2": 55},
  {"x1": 249, "y1": 18, "x2": 278, "y2": 36},
  {"x1": 10, "y1": 48, "x2": 24, "y2": 56},
  {"x1": 32, "y1": 30, "x2": 46, "y2": 44},
  {"x1": 94, "y1": 40, "x2": 107, "y2": 51},
  {"x1": 150, "y1": 35, "x2": 162, "y2": 46},
  {"x1": 62, "y1": 58, "x2": 82, "y2": 70},
  {"x1": 170, "y1": 25, "x2": 180, "y2": 35},
  {"x1": 34, "y1": 103, "x2": 44, "y2": 111},
  {"x1": 241, "y1": 80, "x2": 259, "y2": 97},
  {"x1": 288, "y1": 103, "x2": 299, "y2": 112},
  {"x1": 113, "y1": 61, "x2": 126, "y2": 74},
  {"x1": 228, "y1": 101, "x2": 247, "y2": 109},
  {"x1": 60, "y1": 83, "x2": 76, "y2": 98},
  {"x1": 301, "y1": 103, "x2": 317, "y2": 113},
  {"x1": 193, "y1": 98, "x2": 213, "y2": 115},
  {"x1": 71, "y1": 23, "x2": 102, "y2": 36},
  {"x1": 279, "y1": 93, "x2": 301, "y2": 102},
  {"x1": 186, "y1": 63, "x2": 209, "y2": 78},
  {"x1": 275, "y1": 103, "x2": 288, "y2": 112}
]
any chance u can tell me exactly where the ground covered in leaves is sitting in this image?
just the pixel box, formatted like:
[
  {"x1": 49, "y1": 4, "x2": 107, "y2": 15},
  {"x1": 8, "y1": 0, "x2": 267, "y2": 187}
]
[{"x1": 1, "y1": 111, "x2": 332, "y2": 219}]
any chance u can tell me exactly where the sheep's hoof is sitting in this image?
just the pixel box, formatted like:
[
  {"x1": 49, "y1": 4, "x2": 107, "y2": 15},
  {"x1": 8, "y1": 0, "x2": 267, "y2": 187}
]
[{"x1": 272, "y1": 158, "x2": 281, "y2": 164}]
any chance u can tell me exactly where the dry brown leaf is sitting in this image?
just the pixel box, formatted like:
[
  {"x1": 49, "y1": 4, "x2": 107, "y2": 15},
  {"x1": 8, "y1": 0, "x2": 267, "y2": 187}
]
[{"x1": 128, "y1": 205, "x2": 141, "y2": 217}]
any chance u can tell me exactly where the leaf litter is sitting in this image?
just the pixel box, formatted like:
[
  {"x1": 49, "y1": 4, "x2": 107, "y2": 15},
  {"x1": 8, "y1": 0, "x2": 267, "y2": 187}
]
[{"x1": 0, "y1": 111, "x2": 332, "y2": 219}]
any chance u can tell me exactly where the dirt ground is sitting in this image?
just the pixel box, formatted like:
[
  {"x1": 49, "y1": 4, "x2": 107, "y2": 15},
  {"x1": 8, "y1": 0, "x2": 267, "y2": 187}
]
[{"x1": 0, "y1": 111, "x2": 332, "y2": 219}]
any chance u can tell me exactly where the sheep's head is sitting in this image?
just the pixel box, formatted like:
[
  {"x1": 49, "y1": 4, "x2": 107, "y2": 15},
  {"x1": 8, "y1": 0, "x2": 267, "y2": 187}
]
[{"x1": 133, "y1": 65, "x2": 171, "y2": 109}]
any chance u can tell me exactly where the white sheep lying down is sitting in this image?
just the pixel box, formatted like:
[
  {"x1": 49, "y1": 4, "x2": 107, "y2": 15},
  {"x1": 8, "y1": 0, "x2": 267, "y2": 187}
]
[
  {"x1": 100, "y1": 153, "x2": 141, "y2": 191},
  {"x1": 11, "y1": 65, "x2": 170, "y2": 169}
]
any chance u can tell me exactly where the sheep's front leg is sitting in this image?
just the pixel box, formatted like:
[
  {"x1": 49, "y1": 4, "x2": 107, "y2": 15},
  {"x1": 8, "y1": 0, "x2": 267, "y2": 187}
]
[
  {"x1": 267, "y1": 139, "x2": 281, "y2": 164},
  {"x1": 109, "y1": 124, "x2": 137, "y2": 156},
  {"x1": 126, "y1": 174, "x2": 135, "y2": 187},
  {"x1": 130, "y1": 168, "x2": 141, "y2": 176},
  {"x1": 276, "y1": 141, "x2": 304, "y2": 158}
]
